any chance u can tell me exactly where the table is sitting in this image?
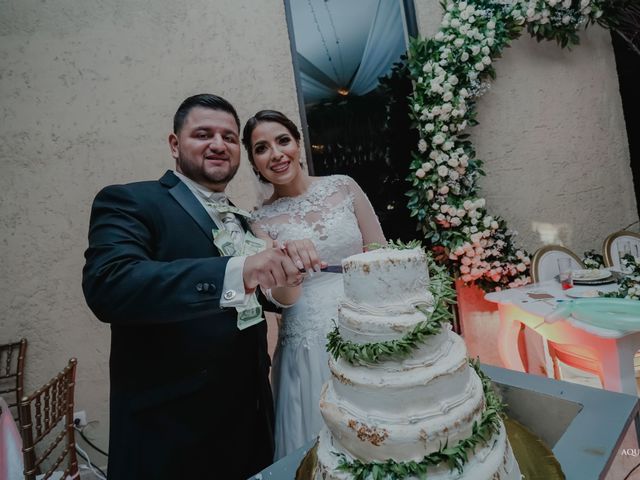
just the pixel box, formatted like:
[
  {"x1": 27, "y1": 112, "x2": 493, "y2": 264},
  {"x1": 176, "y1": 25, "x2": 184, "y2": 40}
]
[
  {"x1": 485, "y1": 280, "x2": 640, "y2": 396},
  {"x1": 251, "y1": 365, "x2": 640, "y2": 480}
]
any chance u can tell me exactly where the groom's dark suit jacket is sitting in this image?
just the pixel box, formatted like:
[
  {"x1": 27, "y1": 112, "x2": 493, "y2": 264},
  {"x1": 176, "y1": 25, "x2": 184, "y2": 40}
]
[{"x1": 82, "y1": 170, "x2": 274, "y2": 479}]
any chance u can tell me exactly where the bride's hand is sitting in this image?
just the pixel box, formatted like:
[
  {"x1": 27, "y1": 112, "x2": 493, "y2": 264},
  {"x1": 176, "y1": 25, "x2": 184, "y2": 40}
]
[{"x1": 282, "y1": 239, "x2": 327, "y2": 274}]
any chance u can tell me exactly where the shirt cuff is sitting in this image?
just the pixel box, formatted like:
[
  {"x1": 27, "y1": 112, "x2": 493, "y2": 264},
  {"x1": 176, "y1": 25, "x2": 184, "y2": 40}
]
[
  {"x1": 261, "y1": 287, "x2": 295, "y2": 309},
  {"x1": 220, "y1": 256, "x2": 250, "y2": 307}
]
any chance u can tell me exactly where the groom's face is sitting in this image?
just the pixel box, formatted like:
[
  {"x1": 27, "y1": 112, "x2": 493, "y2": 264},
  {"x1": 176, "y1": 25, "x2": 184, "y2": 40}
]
[{"x1": 169, "y1": 107, "x2": 240, "y2": 192}]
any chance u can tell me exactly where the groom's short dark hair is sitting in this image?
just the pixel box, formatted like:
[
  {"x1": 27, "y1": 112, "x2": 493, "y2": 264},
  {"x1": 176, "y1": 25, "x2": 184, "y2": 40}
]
[{"x1": 173, "y1": 94, "x2": 240, "y2": 134}]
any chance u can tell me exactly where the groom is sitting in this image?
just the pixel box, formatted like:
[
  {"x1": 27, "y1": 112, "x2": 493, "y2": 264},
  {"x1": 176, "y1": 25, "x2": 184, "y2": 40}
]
[{"x1": 82, "y1": 94, "x2": 304, "y2": 479}]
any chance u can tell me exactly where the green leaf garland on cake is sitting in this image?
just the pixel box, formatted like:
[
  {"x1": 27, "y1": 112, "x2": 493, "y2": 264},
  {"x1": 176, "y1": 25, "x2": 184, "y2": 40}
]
[
  {"x1": 333, "y1": 360, "x2": 505, "y2": 480},
  {"x1": 327, "y1": 243, "x2": 456, "y2": 365},
  {"x1": 405, "y1": 0, "x2": 626, "y2": 292}
]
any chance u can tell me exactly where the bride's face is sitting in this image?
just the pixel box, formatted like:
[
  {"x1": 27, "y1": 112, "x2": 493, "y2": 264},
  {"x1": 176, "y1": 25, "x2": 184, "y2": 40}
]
[{"x1": 250, "y1": 121, "x2": 302, "y2": 186}]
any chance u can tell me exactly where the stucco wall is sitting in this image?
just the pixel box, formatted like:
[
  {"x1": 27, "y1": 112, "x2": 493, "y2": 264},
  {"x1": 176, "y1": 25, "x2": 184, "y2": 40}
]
[
  {"x1": 1, "y1": 0, "x2": 636, "y2": 468},
  {"x1": 0, "y1": 0, "x2": 301, "y2": 464},
  {"x1": 414, "y1": 0, "x2": 637, "y2": 255}
]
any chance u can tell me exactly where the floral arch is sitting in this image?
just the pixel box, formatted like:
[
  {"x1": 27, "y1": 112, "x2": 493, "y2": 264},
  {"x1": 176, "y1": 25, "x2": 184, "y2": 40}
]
[{"x1": 406, "y1": 0, "x2": 632, "y2": 291}]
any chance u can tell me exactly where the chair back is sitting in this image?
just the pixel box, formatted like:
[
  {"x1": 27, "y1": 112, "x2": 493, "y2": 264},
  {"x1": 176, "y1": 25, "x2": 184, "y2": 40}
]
[
  {"x1": 0, "y1": 338, "x2": 27, "y2": 426},
  {"x1": 19, "y1": 358, "x2": 79, "y2": 480},
  {"x1": 531, "y1": 245, "x2": 584, "y2": 282},
  {"x1": 603, "y1": 230, "x2": 640, "y2": 269}
]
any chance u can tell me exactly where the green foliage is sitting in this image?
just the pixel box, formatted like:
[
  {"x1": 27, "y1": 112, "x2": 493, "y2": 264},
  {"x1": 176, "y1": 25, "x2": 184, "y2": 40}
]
[
  {"x1": 333, "y1": 361, "x2": 505, "y2": 480},
  {"x1": 326, "y1": 245, "x2": 456, "y2": 365}
]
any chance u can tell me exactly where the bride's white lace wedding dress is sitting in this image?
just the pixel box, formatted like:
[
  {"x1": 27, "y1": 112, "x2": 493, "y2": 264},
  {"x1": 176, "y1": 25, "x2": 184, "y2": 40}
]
[{"x1": 251, "y1": 174, "x2": 385, "y2": 460}]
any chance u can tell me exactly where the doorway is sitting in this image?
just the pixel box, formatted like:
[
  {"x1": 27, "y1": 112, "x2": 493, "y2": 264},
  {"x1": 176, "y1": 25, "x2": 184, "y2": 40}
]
[{"x1": 284, "y1": 0, "x2": 419, "y2": 241}]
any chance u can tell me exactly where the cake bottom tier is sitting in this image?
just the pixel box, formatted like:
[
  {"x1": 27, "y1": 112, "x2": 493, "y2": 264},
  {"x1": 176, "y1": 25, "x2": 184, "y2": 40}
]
[{"x1": 314, "y1": 421, "x2": 521, "y2": 480}]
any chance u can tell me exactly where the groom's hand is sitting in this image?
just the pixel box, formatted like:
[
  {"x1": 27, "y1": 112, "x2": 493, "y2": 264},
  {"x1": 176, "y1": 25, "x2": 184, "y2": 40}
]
[{"x1": 243, "y1": 246, "x2": 304, "y2": 291}]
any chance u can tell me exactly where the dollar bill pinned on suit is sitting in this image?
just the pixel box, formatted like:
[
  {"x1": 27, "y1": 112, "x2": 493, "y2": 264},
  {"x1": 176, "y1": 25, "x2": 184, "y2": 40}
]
[{"x1": 213, "y1": 228, "x2": 268, "y2": 330}]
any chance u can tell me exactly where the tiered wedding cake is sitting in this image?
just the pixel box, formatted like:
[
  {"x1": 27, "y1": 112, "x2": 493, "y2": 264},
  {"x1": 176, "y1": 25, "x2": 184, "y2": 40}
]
[{"x1": 314, "y1": 248, "x2": 521, "y2": 479}]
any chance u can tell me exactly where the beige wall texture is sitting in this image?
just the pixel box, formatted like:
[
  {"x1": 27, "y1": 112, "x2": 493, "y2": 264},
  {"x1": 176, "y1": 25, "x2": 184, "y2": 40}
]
[
  {"x1": 0, "y1": 0, "x2": 636, "y2": 468},
  {"x1": 415, "y1": 0, "x2": 637, "y2": 255},
  {"x1": 0, "y1": 0, "x2": 302, "y2": 464}
]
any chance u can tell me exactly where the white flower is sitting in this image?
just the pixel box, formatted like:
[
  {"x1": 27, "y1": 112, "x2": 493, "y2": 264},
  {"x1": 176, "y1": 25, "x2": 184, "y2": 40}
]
[
  {"x1": 423, "y1": 63, "x2": 433, "y2": 73},
  {"x1": 471, "y1": 45, "x2": 481, "y2": 55},
  {"x1": 517, "y1": 263, "x2": 527, "y2": 272},
  {"x1": 482, "y1": 46, "x2": 490, "y2": 55},
  {"x1": 448, "y1": 157, "x2": 459, "y2": 167},
  {"x1": 470, "y1": 226, "x2": 478, "y2": 233},
  {"x1": 437, "y1": 165, "x2": 449, "y2": 177},
  {"x1": 487, "y1": 38, "x2": 495, "y2": 47},
  {"x1": 460, "y1": 10, "x2": 469, "y2": 20},
  {"x1": 580, "y1": 0, "x2": 590, "y2": 7},
  {"x1": 563, "y1": 0, "x2": 571, "y2": 7},
  {"x1": 416, "y1": 168, "x2": 426, "y2": 179},
  {"x1": 440, "y1": 204, "x2": 449, "y2": 213},
  {"x1": 475, "y1": 198, "x2": 486, "y2": 208},
  {"x1": 451, "y1": 217, "x2": 462, "y2": 227},
  {"x1": 418, "y1": 139, "x2": 427, "y2": 152},
  {"x1": 451, "y1": 18, "x2": 461, "y2": 28},
  {"x1": 442, "y1": 141, "x2": 454, "y2": 151},
  {"x1": 487, "y1": 20, "x2": 495, "y2": 29},
  {"x1": 427, "y1": 190, "x2": 434, "y2": 200},
  {"x1": 424, "y1": 123, "x2": 435, "y2": 132},
  {"x1": 449, "y1": 75, "x2": 459, "y2": 85},
  {"x1": 422, "y1": 162, "x2": 433, "y2": 171},
  {"x1": 457, "y1": 208, "x2": 466, "y2": 217},
  {"x1": 461, "y1": 52, "x2": 470, "y2": 62},
  {"x1": 435, "y1": 31, "x2": 445, "y2": 41},
  {"x1": 454, "y1": 38, "x2": 465, "y2": 48},
  {"x1": 463, "y1": 200, "x2": 473, "y2": 210},
  {"x1": 429, "y1": 151, "x2": 438, "y2": 160},
  {"x1": 483, "y1": 216, "x2": 493, "y2": 228},
  {"x1": 459, "y1": 88, "x2": 469, "y2": 98},
  {"x1": 443, "y1": 91, "x2": 454, "y2": 101},
  {"x1": 468, "y1": 16, "x2": 476, "y2": 23},
  {"x1": 432, "y1": 105, "x2": 441, "y2": 115},
  {"x1": 491, "y1": 221, "x2": 499, "y2": 229},
  {"x1": 449, "y1": 170, "x2": 459, "y2": 180},
  {"x1": 459, "y1": 2, "x2": 468, "y2": 10},
  {"x1": 433, "y1": 133, "x2": 446, "y2": 145},
  {"x1": 459, "y1": 157, "x2": 468, "y2": 167},
  {"x1": 482, "y1": 56, "x2": 491, "y2": 66},
  {"x1": 439, "y1": 185, "x2": 450, "y2": 194},
  {"x1": 441, "y1": 103, "x2": 452, "y2": 113},
  {"x1": 435, "y1": 213, "x2": 445, "y2": 222},
  {"x1": 562, "y1": 15, "x2": 571, "y2": 24},
  {"x1": 475, "y1": 62, "x2": 485, "y2": 71},
  {"x1": 441, "y1": 125, "x2": 449, "y2": 133}
]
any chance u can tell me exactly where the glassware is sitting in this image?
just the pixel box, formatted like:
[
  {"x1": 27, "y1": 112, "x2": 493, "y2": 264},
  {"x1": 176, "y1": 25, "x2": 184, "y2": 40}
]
[{"x1": 557, "y1": 258, "x2": 573, "y2": 290}]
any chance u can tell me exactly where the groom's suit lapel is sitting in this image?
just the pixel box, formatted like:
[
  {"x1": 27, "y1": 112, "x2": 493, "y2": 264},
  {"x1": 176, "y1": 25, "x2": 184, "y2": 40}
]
[
  {"x1": 160, "y1": 171, "x2": 218, "y2": 246},
  {"x1": 159, "y1": 170, "x2": 253, "y2": 245}
]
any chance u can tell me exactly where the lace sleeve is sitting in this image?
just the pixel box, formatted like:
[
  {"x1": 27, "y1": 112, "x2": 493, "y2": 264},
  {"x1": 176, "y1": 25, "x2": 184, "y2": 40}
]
[{"x1": 345, "y1": 176, "x2": 386, "y2": 247}]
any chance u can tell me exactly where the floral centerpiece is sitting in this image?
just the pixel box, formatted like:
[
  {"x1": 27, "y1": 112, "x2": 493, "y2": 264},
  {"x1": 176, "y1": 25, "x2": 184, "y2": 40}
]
[
  {"x1": 405, "y1": 0, "x2": 627, "y2": 291},
  {"x1": 602, "y1": 254, "x2": 640, "y2": 300}
]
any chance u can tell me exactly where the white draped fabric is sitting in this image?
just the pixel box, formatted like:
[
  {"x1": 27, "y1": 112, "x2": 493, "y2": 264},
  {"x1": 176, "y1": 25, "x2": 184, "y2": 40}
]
[{"x1": 291, "y1": 0, "x2": 407, "y2": 104}]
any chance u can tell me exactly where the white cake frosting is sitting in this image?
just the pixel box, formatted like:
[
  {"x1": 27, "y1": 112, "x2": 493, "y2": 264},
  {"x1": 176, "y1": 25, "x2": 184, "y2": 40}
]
[
  {"x1": 341, "y1": 248, "x2": 430, "y2": 307},
  {"x1": 314, "y1": 248, "x2": 521, "y2": 480}
]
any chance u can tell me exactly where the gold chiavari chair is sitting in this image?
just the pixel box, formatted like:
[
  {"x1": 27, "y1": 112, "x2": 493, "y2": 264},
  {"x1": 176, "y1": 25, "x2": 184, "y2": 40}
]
[
  {"x1": 0, "y1": 338, "x2": 27, "y2": 426},
  {"x1": 19, "y1": 358, "x2": 79, "y2": 480}
]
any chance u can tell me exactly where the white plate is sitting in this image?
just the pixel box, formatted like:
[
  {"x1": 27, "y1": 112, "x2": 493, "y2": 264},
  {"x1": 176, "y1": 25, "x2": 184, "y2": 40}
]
[
  {"x1": 571, "y1": 269, "x2": 611, "y2": 281},
  {"x1": 565, "y1": 286, "x2": 603, "y2": 298}
]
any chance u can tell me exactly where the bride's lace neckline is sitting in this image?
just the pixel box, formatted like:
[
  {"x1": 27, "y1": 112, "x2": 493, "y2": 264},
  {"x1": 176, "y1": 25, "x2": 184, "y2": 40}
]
[{"x1": 263, "y1": 177, "x2": 325, "y2": 207}]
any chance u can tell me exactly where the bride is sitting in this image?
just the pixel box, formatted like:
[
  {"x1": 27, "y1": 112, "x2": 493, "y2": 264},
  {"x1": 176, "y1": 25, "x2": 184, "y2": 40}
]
[{"x1": 242, "y1": 110, "x2": 386, "y2": 459}]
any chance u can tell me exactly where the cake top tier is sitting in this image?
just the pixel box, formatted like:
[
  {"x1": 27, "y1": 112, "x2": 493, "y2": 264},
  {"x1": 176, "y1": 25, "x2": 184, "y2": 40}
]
[{"x1": 341, "y1": 248, "x2": 430, "y2": 306}]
